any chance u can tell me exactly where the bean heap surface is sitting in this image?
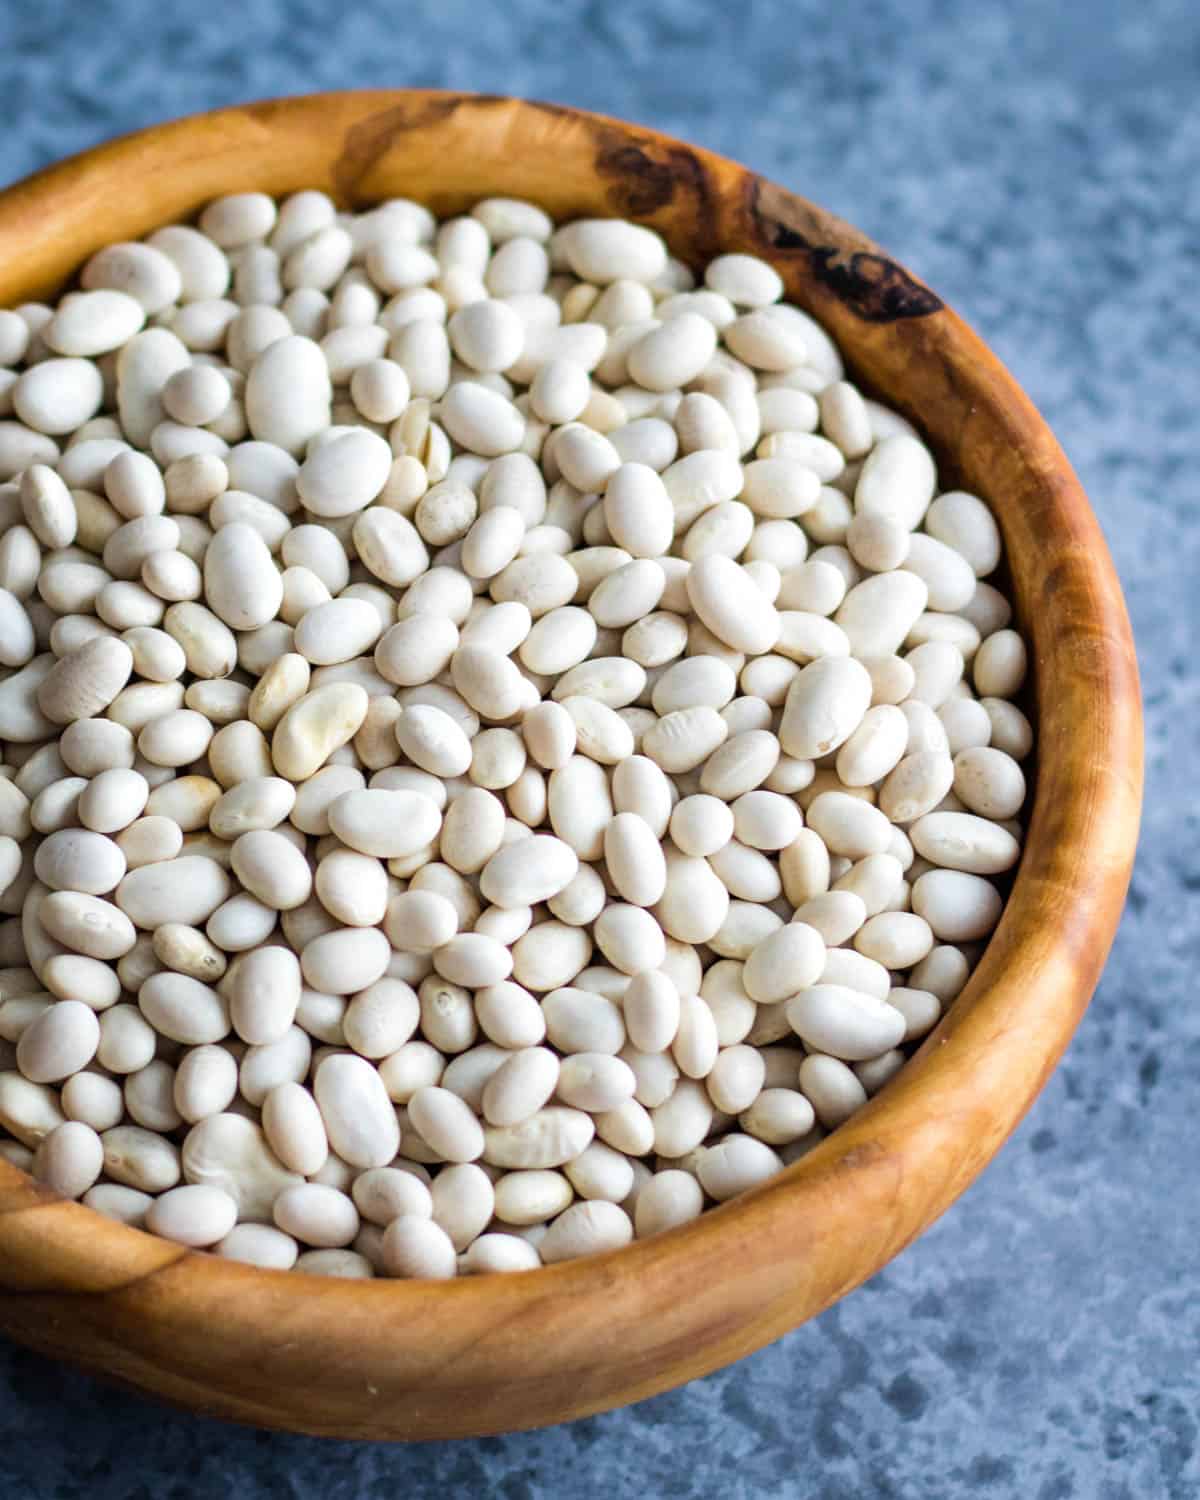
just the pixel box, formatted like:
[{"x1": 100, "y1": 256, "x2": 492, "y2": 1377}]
[{"x1": 0, "y1": 192, "x2": 1033, "y2": 1278}]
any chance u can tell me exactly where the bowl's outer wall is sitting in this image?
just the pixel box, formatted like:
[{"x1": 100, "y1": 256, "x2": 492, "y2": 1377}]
[{"x1": 0, "y1": 92, "x2": 1143, "y2": 1439}]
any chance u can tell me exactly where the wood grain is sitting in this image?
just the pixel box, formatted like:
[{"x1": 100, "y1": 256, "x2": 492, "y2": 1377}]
[{"x1": 0, "y1": 91, "x2": 1143, "y2": 1440}]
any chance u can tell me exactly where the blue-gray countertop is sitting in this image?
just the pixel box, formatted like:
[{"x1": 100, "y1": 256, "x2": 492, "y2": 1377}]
[{"x1": 1, "y1": 2, "x2": 1195, "y2": 1495}]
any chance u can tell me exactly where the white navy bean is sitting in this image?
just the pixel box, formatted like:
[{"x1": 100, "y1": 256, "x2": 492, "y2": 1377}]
[
  {"x1": 101, "y1": 1124, "x2": 181, "y2": 1193},
  {"x1": 44, "y1": 954, "x2": 121, "y2": 1012},
  {"x1": 14, "y1": 996, "x2": 99, "y2": 1085},
  {"x1": 302, "y1": 927, "x2": 391, "y2": 995},
  {"x1": 981, "y1": 698, "x2": 1033, "y2": 760},
  {"x1": 79, "y1": 1181, "x2": 152, "y2": 1227},
  {"x1": 146, "y1": 1183, "x2": 238, "y2": 1246},
  {"x1": 34, "y1": 829, "x2": 126, "y2": 895},
  {"x1": 834, "y1": 571, "x2": 929, "y2": 659},
  {"x1": 853, "y1": 911, "x2": 935, "y2": 968},
  {"x1": 743, "y1": 922, "x2": 826, "y2": 1004},
  {"x1": 886, "y1": 988, "x2": 941, "y2": 1043},
  {"x1": 789, "y1": 982, "x2": 906, "y2": 1065},
  {"x1": 540, "y1": 1200, "x2": 632, "y2": 1262},
  {"x1": 433, "y1": 933, "x2": 513, "y2": 988},
  {"x1": 697, "y1": 1134, "x2": 783, "y2": 1201},
  {"x1": 214, "y1": 1223, "x2": 298, "y2": 1269},
  {"x1": 904, "y1": 533, "x2": 978, "y2": 613},
  {"x1": 136, "y1": 970, "x2": 228, "y2": 1046},
  {"x1": 877, "y1": 751, "x2": 956, "y2": 823},
  {"x1": 408, "y1": 1085, "x2": 485, "y2": 1162},
  {"x1": 953, "y1": 745, "x2": 1026, "y2": 820},
  {"x1": 40, "y1": 890, "x2": 137, "y2": 959},
  {"x1": 973, "y1": 629, "x2": 1027, "y2": 699},
  {"x1": 430, "y1": 1162, "x2": 495, "y2": 1251},
  {"x1": 351, "y1": 1166, "x2": 433, "y2": 1226},
  {"x1": 274, "y1": 1181, "x2": 359, "y2": 1247},
  {"x1": 925, "y1": 491, "x2": 1002, "y2": 577},
  {"x1": 669, "y1": 994, "x2": 718, "y2": 1081},
  {"x1": 779, "y1": 655, "x2": 872, "y2": 760},
  {"x1": 559, "y1": 220, "x2": 666, "y2": 285},
  {"x1": 480, "y1": 1046, "x2": 560, "y2": 1128},
  {"x1": 562, "y1": 1139, "x2": 634, "y2": 1203},
  {"x1": 245, "y1": 335, "x2": 331, "y2": 454},
  {"x1": 31, "y1": 1119, "x2": 105, "y2": 1198},
  {"x1": 313, "y1": 1053, "x2": 400, "y2": 1167},
  {"x1": 173, "y1": 1045, "x2": 239, "y2": 1123},
  {"x1": 910, "y1": 811, "x2": 1020, "y2": 874},
  {"x1": 492, "y1": 1169, "x2": 572, "y2": 1227},
  {"x1": 854, "y1": 435, "x2": 936, "y2": 530},
  {"x1": 634, "y1": 1168, "x2": 704, "y2": 1237},
  {"x1": 380, "y1": 1215, "x2": 457, "y2": 1279},
  {"x1": 911, "y1": 870, "x2": 1004, "y2": 942},
  {"x1": 226, "y1": 945, "x2": 300, "y2": 1045}
]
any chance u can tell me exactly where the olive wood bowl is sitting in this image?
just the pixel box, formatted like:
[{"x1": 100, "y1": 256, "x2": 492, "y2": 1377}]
[{"x1": 0, "y1": 91, "x2": 1142, "y2": 1440}]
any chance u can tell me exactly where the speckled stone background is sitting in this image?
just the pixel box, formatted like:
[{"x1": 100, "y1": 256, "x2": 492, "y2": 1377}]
[{"x1": 0, "y1": 1, "x2": 1194, "y2": 1495}]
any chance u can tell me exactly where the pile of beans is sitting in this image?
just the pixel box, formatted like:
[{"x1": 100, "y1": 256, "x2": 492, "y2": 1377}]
[{"x1": 0, "y1": 192, "x2": 1033, "y2": 1278}]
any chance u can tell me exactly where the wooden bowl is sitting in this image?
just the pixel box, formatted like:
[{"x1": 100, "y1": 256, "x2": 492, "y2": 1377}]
[{"x1": 0, "y1": 91, "x2": 1142, "y2": 1440}]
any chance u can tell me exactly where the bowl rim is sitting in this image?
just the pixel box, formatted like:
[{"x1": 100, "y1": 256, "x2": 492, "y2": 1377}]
[{"x1": 0, "y1": 89, "x2": 1143, "y2": 1439}]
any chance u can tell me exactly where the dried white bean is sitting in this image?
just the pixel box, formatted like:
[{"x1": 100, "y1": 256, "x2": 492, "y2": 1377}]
[{"x1": 0, "y1": 195, "x2": 1033, "y2": 1275}]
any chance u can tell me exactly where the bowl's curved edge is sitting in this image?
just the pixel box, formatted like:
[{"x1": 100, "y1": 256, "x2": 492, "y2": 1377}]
[{"x1": 0, "y1": 91, "x2": 1142, "y2": 1440}]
